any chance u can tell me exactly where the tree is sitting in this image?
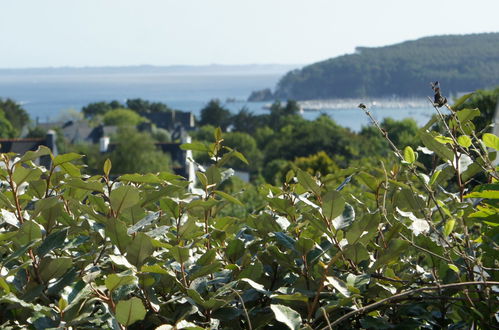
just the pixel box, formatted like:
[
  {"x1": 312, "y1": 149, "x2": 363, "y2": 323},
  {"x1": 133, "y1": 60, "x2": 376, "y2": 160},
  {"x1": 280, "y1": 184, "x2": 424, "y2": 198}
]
[
  {"x1": 223, "y1": 131, "x2": 262, "y2": 172},
  {"x1": 455, "y1": 87, "x2": 499, "y2": 132},
  {"x1": 199, "y1": 100, "x2": 231, "y2": 130},
  {"x1": 0, "y1": 110, "x2": 16, "y2": 138},
  {"x1": 0, "y1": 98, "x2": 30, "y2": 136},
  {"x1": 109, "y1": 126, "x2": 171, "y2": 174},
  {"x1": 126, "y1": 98, "x2": 171, "y2": 114},
  {"x1": 102, "y1": 108, "x2": 149, "y2": 126},
  {"x1": 82, "y1": 101, "x2": 113, "y2": 119}
]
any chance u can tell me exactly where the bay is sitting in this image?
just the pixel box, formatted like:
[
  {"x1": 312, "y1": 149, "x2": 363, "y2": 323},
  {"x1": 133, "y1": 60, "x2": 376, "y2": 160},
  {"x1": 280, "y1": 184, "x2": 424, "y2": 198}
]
[{"x1": 0, "y1": 67, "x2": 435, "y2": 132}]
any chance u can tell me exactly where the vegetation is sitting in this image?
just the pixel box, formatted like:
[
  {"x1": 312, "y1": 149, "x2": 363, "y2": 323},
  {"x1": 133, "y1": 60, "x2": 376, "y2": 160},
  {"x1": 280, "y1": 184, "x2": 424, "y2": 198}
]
[
  {"x1": 0, "y1": 90, "x2": 497, "y2": 329},
  {"x1": 274, "y1": 33, "x2": 499, "y2": 99},
  {"x1": 0, "y1": 98, "x2": 30, "y2": 137}
]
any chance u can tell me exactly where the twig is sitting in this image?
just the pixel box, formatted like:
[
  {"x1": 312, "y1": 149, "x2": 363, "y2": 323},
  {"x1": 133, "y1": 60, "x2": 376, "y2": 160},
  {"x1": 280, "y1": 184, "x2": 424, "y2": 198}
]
[
  {"x1": 232, "y1": 289, "x2": 252, "y2": 330},
  {"x1": 320, "y1": 281, "x2": 499, "y2": 329}
]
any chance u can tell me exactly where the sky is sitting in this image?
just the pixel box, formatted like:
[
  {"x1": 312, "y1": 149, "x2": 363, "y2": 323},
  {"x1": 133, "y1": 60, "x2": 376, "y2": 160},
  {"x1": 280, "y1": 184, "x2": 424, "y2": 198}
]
[{"x1": 1, "y1": 0, "x2": 498, "y2": 69}]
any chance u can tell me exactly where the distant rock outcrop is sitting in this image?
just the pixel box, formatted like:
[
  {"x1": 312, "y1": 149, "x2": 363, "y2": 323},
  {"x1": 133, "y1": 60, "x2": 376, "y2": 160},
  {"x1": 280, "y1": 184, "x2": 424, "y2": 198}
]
[{"x1": 247, "y1": 88, "x2": 274, "y2": 102}]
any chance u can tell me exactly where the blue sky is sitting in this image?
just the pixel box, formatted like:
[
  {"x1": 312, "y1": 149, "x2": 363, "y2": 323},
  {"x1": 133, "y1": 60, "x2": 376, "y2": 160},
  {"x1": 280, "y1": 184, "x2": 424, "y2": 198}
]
[{"x1": 1, "y1": 0, "x2": 498, "y2": 68}]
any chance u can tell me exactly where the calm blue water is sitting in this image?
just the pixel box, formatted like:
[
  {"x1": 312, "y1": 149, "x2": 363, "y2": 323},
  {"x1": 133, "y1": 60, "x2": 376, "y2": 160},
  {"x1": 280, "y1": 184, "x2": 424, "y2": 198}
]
[{"x1": 0, "y1": 72, "x2": 434, "y2": 132}]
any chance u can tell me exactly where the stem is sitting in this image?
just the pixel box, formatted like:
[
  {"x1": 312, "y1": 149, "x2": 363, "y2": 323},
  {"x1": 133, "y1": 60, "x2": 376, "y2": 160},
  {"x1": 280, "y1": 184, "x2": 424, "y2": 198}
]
[{"x1": 321, "y1": 281, "x2": 499, "y2": 329}]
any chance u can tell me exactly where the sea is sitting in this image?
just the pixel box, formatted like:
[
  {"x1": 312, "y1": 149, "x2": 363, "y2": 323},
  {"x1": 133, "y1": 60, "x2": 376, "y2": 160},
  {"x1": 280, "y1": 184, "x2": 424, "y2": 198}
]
[{"x1": 0, "y1": 66, "x2": 435, "y2": 132}]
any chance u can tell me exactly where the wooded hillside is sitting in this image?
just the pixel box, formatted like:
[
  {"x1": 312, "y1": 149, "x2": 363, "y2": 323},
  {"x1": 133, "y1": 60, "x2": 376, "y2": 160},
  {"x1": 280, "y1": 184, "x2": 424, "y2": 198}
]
[{"x1": 274, "y1": 33, "x2": 499, "y2": 99}]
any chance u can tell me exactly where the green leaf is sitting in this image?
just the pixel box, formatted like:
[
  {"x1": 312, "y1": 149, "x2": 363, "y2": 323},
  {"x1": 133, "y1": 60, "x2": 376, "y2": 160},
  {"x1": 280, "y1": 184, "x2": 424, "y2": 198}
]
[
  {"x1": 189, "y1": 261, "x2": 222, "y2": 280},
  {"x1": 110, "y1": 185, "x2": 140, "y2": 215},
  {"x1": 226, "y1": 239, "x2": 245, "y2": 262},
  {"x1": 206, "y1": 166, "x2": 221, "y2": 186},
  {"x1": 232, "y1": 150, "x2": 249, "y2": 165},
  {"x1": 373, "y1": 239, "x2": 409, "y2": 269},
  {"x1": 465, "y1": 190, "x2": 499, "y2": 199},
  {"x1": 105, "y1": 274, "x2": 136, "y2": 292},
  {"x1": 456, "y1": 108, "x2": 480, "y2": 123},
  {"x1": 37, "y1": 228, "x2": 68, "y2": 257},
  {"x1": 19, "y1": 146, "x2": 52, "y2": 164},
  {"x1": 482, "y1": 133, "x2": 499, "y2": 150},
  {"x1": 119, "y1": 173, "x2": 162, "y2": 184},
  {"x1": 53, "y1": 153, "x2": 83, "y2": 166},
  {"x1": 180, "y1": 142, "x2": 210, "y2": 152},
  {"x1": 444, "y1": 218, "x2": 456, "y2": 237},
  {"x1": 39, "y1": 257, "x2": 72, "y2": 282},
  {"x1": 12, "y1": 166, "x2": 42, "y2": 185},
  {"x1": 452, "y1": 92, "x2": 474, "y2": 109},
  {"x1": 297, "y1": 169, "x2": 321, "y2": 196},
  {"x1": 429, "y1": 170, "x2": 442, "y2": 186},
  {"x1": 0, "y1": 277, "x2": 10, "y2": 293},
  {"x1": 126, "y1": 233, "x2": 154, "y2": 267},
  {"x1": 103, "y1": 158, "x2": 112, "y2": 177},
  {"x1": 419, "y1": 131, "x2": 454, "y2": 161},
  {"x1": 141, "y1": 264, "x2": 169, "y2": 274},
  {"x1": 16, "y1": 221, "x2": 42, "y2": 246},
  {"x1": 115, "y1": 297, "x2": 147, "y2": 327},
  {"x1": 59, "y1": 161, "x2": 81, "y2": 177},
  {"x1": 321, "y1": 190, "x2": 345, "y2": 221},
  {"x1": 0, "y1": 293, "x2": 52, "y2": 315},
  {"x1": 170, "y1": 246, "x2": 190, "y2": 264},
  {"x1": 326, "y1": 276, "x2": 350, "y2": 297},
  {"x1": 346, "y1": 213, "x2": 379, "y2": 245},
  {"x1": 106, "y1": 218, "x2": 132, "y2": 254},
  {"x1": 448, "y1": 264, "x2": 460, "y2": 274},
  {"x1": 197, "y1": 249, "x2": 216, "y2": 266},
  {"x1": 214, "y1": 127, "x2": 223, "y2": 141},
  {"x1": 196, "y1": 171, "x2": 208, "y2": 187},
  {"x1": 270, "y1": 304, "x2": 302, "y2": 330},
  {"x1": 403, "y1": 146, "x2": 416, "y2": 163},
  {"x1": 295, "y1": 237, "x2": 314, "y2": 255},
  {"x1": 214, "y1": 190, "x2": 243, "y2": 206},
  {"x1": 434, "y1": 135, "x2": 454, "y2": 144},
  {"x1": 238, "y1": 261, "x2": 263, "y2": 281},
  {"x1": 457, "y1": 135, "x2": 472, "y2": 148}
]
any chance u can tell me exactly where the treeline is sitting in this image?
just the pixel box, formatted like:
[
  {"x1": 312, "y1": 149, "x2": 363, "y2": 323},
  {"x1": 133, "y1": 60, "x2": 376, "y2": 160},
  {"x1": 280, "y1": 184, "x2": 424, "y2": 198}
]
[{"x1": 273, "y1": 33, "x2": 499, "y2": 100}]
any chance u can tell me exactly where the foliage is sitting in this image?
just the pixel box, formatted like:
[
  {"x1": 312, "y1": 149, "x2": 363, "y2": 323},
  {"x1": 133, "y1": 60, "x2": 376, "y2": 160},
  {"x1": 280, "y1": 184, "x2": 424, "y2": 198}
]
[
  {"x1": 82, "y1": 99, "x2": 173, "y2": 120},
  {"x1": 275, "y1": 33, "x2": 499, "y2": 99},
  {"x1": 102, "y1": 108, "x2": 149, "y2": 127},
  {"x1": 126, "y1": 98, "x2": 172, "y2": 114},
  {"x1": 108, "y1": 126, "x2": 172, "y2": 174},
  {"x1": 454, "y1": 87, "x2": 499, "y2": 132},
  {"x1": 199, "y1": 100, "x2": 232, "y2": 130},
  {"x1": 82, "y1": 100, "x2": 122, "y2": 119},
  {"x1": 0, "y1": 94, "x2": 497, "y2": 328},
  {"x1": 0, "y1": 98, "x2": 30, "y2": 136},
  {"x1": 0, "y1": 110, "x2": 17, "y2": 138}
]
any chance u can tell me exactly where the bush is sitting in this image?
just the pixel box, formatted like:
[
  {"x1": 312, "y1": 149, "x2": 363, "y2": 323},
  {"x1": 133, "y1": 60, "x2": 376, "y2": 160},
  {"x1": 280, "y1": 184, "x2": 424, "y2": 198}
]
[{"x1": 0, "y1": 99, "x2": 497, "y2": 329}]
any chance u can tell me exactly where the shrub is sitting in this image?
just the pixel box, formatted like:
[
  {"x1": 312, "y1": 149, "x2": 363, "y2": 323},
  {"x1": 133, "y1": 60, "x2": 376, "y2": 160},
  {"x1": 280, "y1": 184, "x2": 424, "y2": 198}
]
[{"x1": 0, "y1": 99, "x2": 497, "y2": 329}]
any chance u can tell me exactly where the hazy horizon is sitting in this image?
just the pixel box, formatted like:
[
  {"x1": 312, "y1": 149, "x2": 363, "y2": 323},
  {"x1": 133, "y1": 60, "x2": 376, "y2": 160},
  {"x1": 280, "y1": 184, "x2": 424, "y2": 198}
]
[{"x1": 2, "y1": 0, "x2": 498, "y2": 68}]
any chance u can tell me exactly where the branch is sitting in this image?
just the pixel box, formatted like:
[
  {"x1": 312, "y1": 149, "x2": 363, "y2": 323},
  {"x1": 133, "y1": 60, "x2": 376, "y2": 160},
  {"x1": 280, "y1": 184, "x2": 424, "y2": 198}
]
[{"x1": 321, "y1": 281, "x2": 499, "y2": 329}]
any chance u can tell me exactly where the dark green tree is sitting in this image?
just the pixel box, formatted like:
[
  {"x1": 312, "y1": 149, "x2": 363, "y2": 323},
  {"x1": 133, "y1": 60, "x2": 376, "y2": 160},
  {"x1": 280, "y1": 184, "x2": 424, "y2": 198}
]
[
  {"x1": 199, "y1": 100, "x2": 231, "y2": 130},
  {"x1": 82, "y1": 101, "x2": 113, "y2": 119},
  {"x1": 0, "y1": 110, "x2": 16, "y2": 138},
  {"x1": 0, "y1": 98, "x2": 30, "y2": 136},
  {"x1": 109, "y1": 127, "x2": 171, "y2": 174}
]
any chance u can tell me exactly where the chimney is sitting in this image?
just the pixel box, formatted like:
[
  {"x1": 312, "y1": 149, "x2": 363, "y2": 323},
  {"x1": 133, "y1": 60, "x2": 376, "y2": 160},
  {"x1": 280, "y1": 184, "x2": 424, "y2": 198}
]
[
  {"x1": 46, "y1": 130, "x2": 58, "y2": 155},
  {"x1": 100, "y1": 136, "x2": 110, "y2": 153}
]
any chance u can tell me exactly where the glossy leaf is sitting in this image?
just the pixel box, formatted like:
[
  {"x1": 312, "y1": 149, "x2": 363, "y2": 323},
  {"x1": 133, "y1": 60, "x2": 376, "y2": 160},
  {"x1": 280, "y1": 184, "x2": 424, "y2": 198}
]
[
  {"x1": 482, "y1": 133, "x2": 499, "y2": 150},
  {"x1": 110, "y1": 185, "x2": 140, "y2": 215},
  {"x1": 270, "y1": 304, "x2": 302, "y2": 330},
  {"x1": 115, "y1": 297, "x2": 147, "y2": 326},
  {"x1": 126, "y1": 233, "x2": 154, "y2": 267}
]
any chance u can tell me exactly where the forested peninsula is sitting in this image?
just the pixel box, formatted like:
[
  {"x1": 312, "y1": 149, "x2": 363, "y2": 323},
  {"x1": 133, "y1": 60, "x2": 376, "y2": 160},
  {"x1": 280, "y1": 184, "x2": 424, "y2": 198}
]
[{"x1": 269, "y1": 33, "x2": 499, "y2": 100}]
